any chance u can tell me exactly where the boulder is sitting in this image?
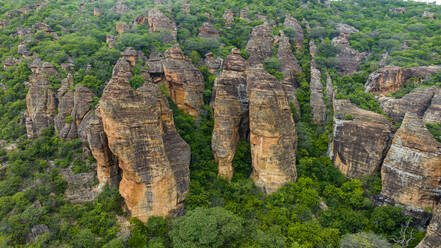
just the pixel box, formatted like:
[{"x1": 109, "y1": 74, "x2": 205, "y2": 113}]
[
  {"x1": 365, "y1": 66, "x2": 441, "y2": 95},
  {"x1": 162, "y1": 45, "x2": 204, "y2": 116},
  {"x1": 329, "y1": 99, "x2": 394, "y2": 178},
  {"x1": 246, "y1": 25, "x2": 274, "y2": 66},
  {"x1": 247, "y1": 64, "x2": 297, "y2": 194},
  {"x1": 379, "y1": 87, "x2": 436, "y2": 123},
  {"x1": 204, "y1": 52, "x2": 223, "y2": 74},
  {"x1": 198, "y1": 22, "x2": 219, "y2": 40},
  {"x1": 223, "y1": 9, "x2": 234, "y2": 25},
  {"x1": 116, "y1": 22, "x2": 130, "y2": 35},
  {"x1": 100, "y1": 57, "x2": 190, "y2": 221},
  {"x1": 381, "y1": 113, "x2": 441, "y2": 211},
  {"x1": 212, "y1": 49, "x2": 248, "y2": 180}
]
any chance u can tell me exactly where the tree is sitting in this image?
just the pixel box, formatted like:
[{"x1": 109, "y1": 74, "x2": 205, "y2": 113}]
[
  {"x1": 340, "y1": 232, "x2": 392, "y2": 248},
  {"x1": 169, "y1": 207, "x2": 244, "y2": 248}
]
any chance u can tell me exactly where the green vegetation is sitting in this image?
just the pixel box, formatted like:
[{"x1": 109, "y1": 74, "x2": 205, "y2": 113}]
[{"x1": 0, "y1": 0, "x2": 439, "y2": 247}]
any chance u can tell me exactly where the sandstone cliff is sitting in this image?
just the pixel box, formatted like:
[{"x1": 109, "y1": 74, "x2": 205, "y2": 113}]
[
  {"x1": 381, "y1": 113, "x2": 441, "y2": 211},
  {"x1": 331, "y1": 27, "x2": 367, "y2": 75},
  {"x1": 25, "y1": 61, "x2": 57, "y2": 138},
  {"x1": 100, "y1": 57, "x2": 190, "y2": 221},
  {"x1": 283, "y1": 15, "x2": 304, "y2": 50},
  {"x1": 310, "y1": 60, "x2": 327, "y2": 123},
  {"x1": 424, "y1": 88, "x2": 441, "y2": 124},
  {"x1": 54, "y1": 74, "x2": 75, "y2": 139},
  {"x1": 329, "y1": 99, "x2": 393, "y2": 178},
  {"x1": 246, "y1": 25, "x2": 274, "y2": 66},
  {"x1": 379, "y1": 87, "x2": 436, "y2": 123},
  {"x1": 247, "y1": 64, "x2": 297, "y2": 194},
  {"x1": 416, "y1": 203, "x2": 441, "y2": 248},
  {"x1": 148, "y1": 8, "x2": 177, "y2": 42},
  {"x1": 212, "y1": 49, "x2": 248, "y2": 180},
  {"x1": 198, "y1": 22, "x2": 219, "y2": 40},
  {"x1": 365, "y1": 66, "x2": 441, "y2": 95},
  {"x1": 163, "y1": 45, "x2": 205, "y2": 116}
]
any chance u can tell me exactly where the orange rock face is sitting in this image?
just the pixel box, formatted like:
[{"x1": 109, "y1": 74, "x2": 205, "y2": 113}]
[
  {"x1": 381, "y1": 113, "x2": 441, "y2": 211},
  {"x1": 100, "y1": 57, "x2": 190, "y2": 222},
  {"x1": 329, "y1": 99, "x2": 393, "y2": 178},
  {"x1": 246, "y1": 25, "x2": 274, "y2": 66},
  {"x1": 212, "y1": 49, "x2": 248, "y2": 180},
  {"x1": 247, "y1": 64, "x2": 297, "y2": 194},
  {"x1": 163, "y1": 45, "x2": 205, "y2": 116}
]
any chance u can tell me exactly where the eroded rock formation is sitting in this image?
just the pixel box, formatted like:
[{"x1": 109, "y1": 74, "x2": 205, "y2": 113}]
[
  {"x1": 416, "y1": 203, "x2": 441, "y2": 248},
  {"x1": 163, "y1": 45, "x2": 204, "y2": 116},
  {"x1": 332, "y1": 25, "x2": 367, "y2": 75},
  {"x1": 379, "y1": 87, "x2": 436, "y2": 123},
  {"x1": 25, "y1": 61, "x2": 57, "y2": 138},
  {"x1": 148, "y1": 8, "x2": 177, "y2": 42},
  {"x1": 204, "y1": 52, "x2": 223, "y2": 74},
  {"x1": 310, "y1": 60, "x2": 327, "y2": 123},
  {"x1": 223, "y1": 9, "x2": 234, "y2": 25},
  {"x1": 246, "y1": 25, "x2": 274, "y2": 66},
  {"x1": 329, "y1": 99, "x2": 393, "y2": 178},
  {"x1": 212, "y1": 49, "x2": 248, "y2": 180},
  {"x1": 198, "y1": 22, "x2": 219, "y2": 40},
  {"x1": 381, "y1": 113, "x2": 441, "y2": 211},
  {"x1": 100, "y1": 57, "x2": 191, "y2": 221},
  {"x1": 365, "y1": 66, "x2": 441, "y2": 95},
  {"x1": 54, "y1": 74, "x2": 75, "y2": 139},
  {"x1": 283, "y1": 15, "x2": 304, "y2": 50},
  {"x1": 424, "y1": 88, "x2": 441, "y2": 124},
  {"x1": 247, "y1": 64, "x2": 297, "y2": 194}
]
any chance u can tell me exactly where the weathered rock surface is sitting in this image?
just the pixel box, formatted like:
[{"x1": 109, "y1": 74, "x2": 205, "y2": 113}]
[
  {"x1": 25, "y1": 62, "x2": 57, "y2": 138},
  {"x1": 329, "y1": 99, "x2": 393, "y2": 178},
  {"x1": 379, "y1": 87, "x2": 436, "y2": 123},
  {"x1": 365, "y1": 66, "x2": 441, "y2": 95},
  {"x1": 198, "y1": 22, "x2": 219, "y2": 40},
  {"x1": 310, "y1": 60, "x2": 327, "y2": 123},
  {"x1": 422, "y1": 11, "x2": 435, "y2": 20},
  {"x1": 204, "y1": 52, "x2": 223, "y2": 74},
  {"x1": 116, "y1": 22, "x2": 129, "y2": 35},
  {"x1": 381, "y1": 113, "x2": 441, "y2": 211},
  {"x1": 424, "y1": 88, "x2": 441, "y2": 124},
  {"x1": 100, "y1": 57, "x2": 190, "y2": 221},
  {"x1": 111, "y1": 2, "x2": 130, "y2": 15},
  {"x1": 163, "y1": 45, "x2": 204, "y2": 116},
  {"x1": 326, "y1": 70, "x2": 334, "y2": 102},
  {"x1": 277, "y1": 33, "x2": 302, "y2": 87},
  {"x1": 212, "y1": 49, "x2": 248, "y2": 180},
  {"x1": 148, "y1": 8, "x2": 177, "y2": 42},
  {"x1": 416, "y1": 203, "x2": 441, "y2": 248},
  {"x1": 332, "y1": 32, "x2": 367, "y2": 75},
  {"x1": 223, "y1": 9, "x2": 234, "y2": 25},
  {"x1": 247, "y1": 64, "x2": 297, "y2": 194},
  {"x1": 26, "y1": 224, "x2": 50, "y2": 243},
  {"x1": 283, "y1": 15, "x2": 304, "y2": 50},
  {"x1": 54, "y1": 74, "x2": 75, "y2": 139},
  {"x1": 246, "y1": 25, "x2": 274, "y2": 66}
]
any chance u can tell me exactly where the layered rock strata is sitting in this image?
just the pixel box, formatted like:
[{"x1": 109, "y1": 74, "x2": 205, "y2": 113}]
[
  {"x1": 329, "y1": 99, "x2": 394, "y2": 178},
  {"x1": 162, "y1": 45, "x2": 204, "y2": 116},
  {"x1": 283, "y1": 15, "x2": 304, "y2": 50},
  {"x1": 379, "y1": 87, "x2": 436, "y2": 123},
  {"x1": 212, "y1": 49, "x2": 248, "y2": 180},
  {"x1": 424, "y1": 88, "x2": 441, "y2": 124},
  {"x1": 416, "y1": 203, "x2": 441, "y2": 248},
  {"x1": 381, "y1": 113, "x2": 441, "y2": 211},
  {"x1": 365, "y1": 66, "x2": 441, "y2": 95},
  {"x1": 310, "y1": 60, "x2": 327, "y2": 123},
  {"x1": 331, "y1": 27, "x2": 367, "y2": 75},
  {"x1": 198, "y1": 22, "x2": 219, "y2": 40},
  {"x1": 100, "y1": 57, "x2": 191, "y2": 221},
  {"x1": 247, "y1": 64, "x2": 297, "y2": 194}
]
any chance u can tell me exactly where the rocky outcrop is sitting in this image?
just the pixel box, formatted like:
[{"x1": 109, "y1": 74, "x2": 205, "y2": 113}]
[
  {"x1": 326, "y1": 70, "x2": 334, "y2": 102},
  {"x1": 246, "y1": 25, "x2": 274, "y2": 66},
  {"x1": 365, "y1": 66, "x2": 441, "y2": 95},
  {"x1": 148, "y1": 8, "x2": 177, "y2": 42},
  {"x1": 247, "y1": 64, "x2": 297, "y2": 194},
  {"x1": 93, "y1": 7, "x2": 102, "y2": 16},
  {"x1": 111, "y1": 2, "x2": 130, "y2": 15},
  {"x1": 162, "y1": 45, "x2": 204, "y2": 116},
  {"x1": 100, "y1": 57, "x2": 191, "y2": 222},
  {"x1": 54, "y1": 74, "x2": 75, "y2": 139},
  {"x1": 310, "y1": 60, "x2": 327, "y2": 123},
  {"x1": 424, "y1": 88, "x2": 441, "y2": 124},
  {"x1": 106, "y1": 34, "x2": 115, "y2": 49},
  {"x1": 381, "y1": 113, "x2": 441, "y2": 211},
  {"x1": 116, "y1": 22, "x2": 129, "y2": 35},
  {"x1": 25, "y1": 61, "x2": 57, "y2": 138},
  {"x1": 204, "y1": 52, "x2": 223, "y2": 74},
  {"x1": 212, "y1": 49, "x2": 248, "y2": 180},
  {"x1": 416, "y1": 203, "x2": 441, "y2": 248},
  {"x1": 329, "y1": 99, "x2": 394, "y2": 178},
  {"x1": 379, "y1": 87, "x2": 436, "y2": 123},
  {"x1": 422, "y1": 11, "x2": 435, "y2": 20},
  {"x1": 332, "y1": 28, "x2": 367, "y2": 75},
  {"x1": 277, "y1": 33, "x2": 302, "y2": 86},
  {"x1": 198, "y1": 22, "x2": 219, "y2": 40},
  {"x1": 283, "y1": 15, "x2": 304, "y2": 50},
  {"x1": 223, "y1": 9, "x2": 234, "y2": 25}
]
